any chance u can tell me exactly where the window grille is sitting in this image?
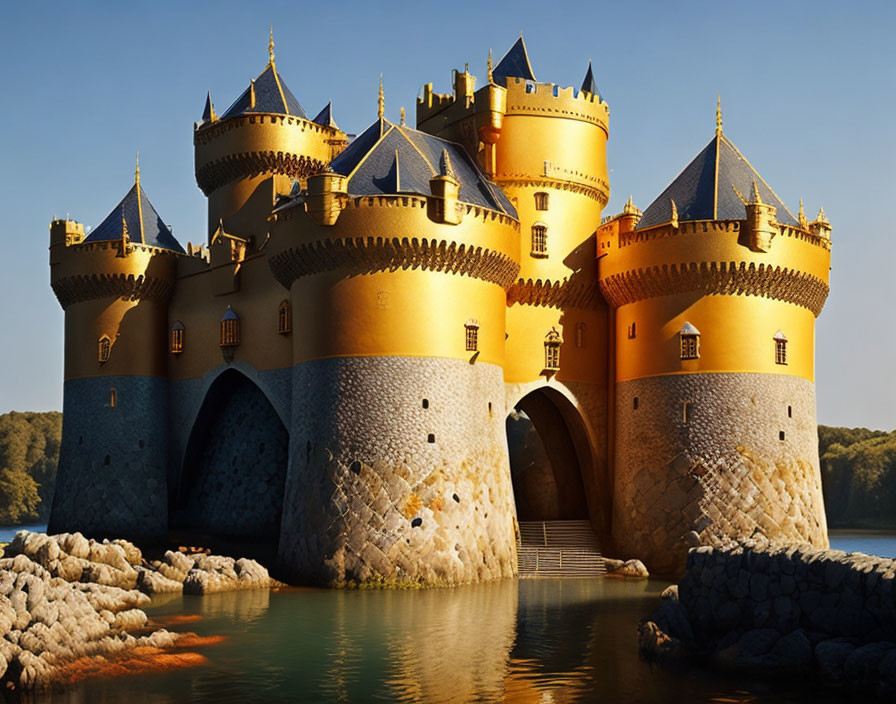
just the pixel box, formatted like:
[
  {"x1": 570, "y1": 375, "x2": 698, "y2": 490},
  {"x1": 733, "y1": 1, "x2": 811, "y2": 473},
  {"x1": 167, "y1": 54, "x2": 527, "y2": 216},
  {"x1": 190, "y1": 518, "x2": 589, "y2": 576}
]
[
  {"x1": 531, "y1": 225, "x2": 548, "y2": 256},
  {"x1": 679, "y1": 322, "x2": 700, "y2": 360},
  {"x1": 220, "y1": 307, "x2": 240, "y2": 347},
  {"x1": 98, "y1": 335, "x2": 111, "y2": 364},
  {"x1": 465, "y1": 321, "x2": 479, "y2": 351},
  {"x1": 544, "y1": 328, "x2": 562, "y2": 371},
  {"x1": 534, "y1": 192, "x2": 549, "y2": 211},
  {"x1": 278, "y1": 300, "x2": 291, "y2": 335},
  {"x1": 774, "y1": 331, "x2": 788, "y2": 365},
  {"x1": 170, "y1": 322, "x2": 184, "y2": 355}
]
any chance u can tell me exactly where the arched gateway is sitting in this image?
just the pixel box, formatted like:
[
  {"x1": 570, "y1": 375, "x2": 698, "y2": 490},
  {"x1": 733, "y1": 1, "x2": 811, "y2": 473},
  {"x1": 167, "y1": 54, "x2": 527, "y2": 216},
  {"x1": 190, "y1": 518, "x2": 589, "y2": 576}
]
[{"x1": 172, "y1": 370, "x2": 288, "y2": 547}]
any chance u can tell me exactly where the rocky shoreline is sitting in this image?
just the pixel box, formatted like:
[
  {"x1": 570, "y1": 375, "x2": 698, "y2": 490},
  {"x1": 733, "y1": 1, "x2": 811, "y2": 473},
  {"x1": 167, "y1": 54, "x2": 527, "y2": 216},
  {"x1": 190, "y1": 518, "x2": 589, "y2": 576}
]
[
  {"x1": 640, "y1": 543, "x2": 896, "y2": 697},
  {"x1": 0, "y1": 530, "x2": 280, "y2": 690}
]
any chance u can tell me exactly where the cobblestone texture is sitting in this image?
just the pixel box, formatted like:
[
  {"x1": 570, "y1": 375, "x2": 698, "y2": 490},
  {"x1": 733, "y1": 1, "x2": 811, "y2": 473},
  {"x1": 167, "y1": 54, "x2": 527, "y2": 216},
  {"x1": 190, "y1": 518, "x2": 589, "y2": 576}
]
[
  {"x1": 49, "y1": 377, "x2": 168, "y2": 540},
  {"x1": 614, "y1": 373, "x2": 828, "y2": 576},
  {"x1": 179, "y1": 374, "x2": 288, "y2": 540},
  {"x1": 278, "y1": 356, "x2": 518, "y2": 586}
]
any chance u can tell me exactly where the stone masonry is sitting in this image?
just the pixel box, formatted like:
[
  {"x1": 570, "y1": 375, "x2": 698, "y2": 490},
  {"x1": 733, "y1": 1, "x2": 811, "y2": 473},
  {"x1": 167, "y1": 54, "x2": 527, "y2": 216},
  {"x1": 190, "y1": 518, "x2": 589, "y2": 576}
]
[
  {"x1": 614, "y1": 373, "x2": 828, "y2": 575},
  {"x1": 278, "y1": 356, "x2": 518, "y2": 587}
]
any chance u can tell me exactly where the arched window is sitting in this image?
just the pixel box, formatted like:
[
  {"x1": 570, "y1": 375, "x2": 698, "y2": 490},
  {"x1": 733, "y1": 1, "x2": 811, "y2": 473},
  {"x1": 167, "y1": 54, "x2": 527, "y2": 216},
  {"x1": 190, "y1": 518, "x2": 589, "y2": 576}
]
[
  {"x1": 679, "y1": 322, "x2": 700, "y2": 360},
  {"x1": 220, "y1": 306, "x2": 240, "y2": 347},
  {"x1": 628, "y1": 322, "x2": 637, "y2": 339},
  {"x1": 98, "y1": 335, "x2": 111, "y2": 364},
  {"x1": 278, "y1": 300, "x2": 291, "y2": 335},
  {"x1": 534, "y1": 192, "x2": 549, "y2": 211},
  {"x1": 544, "y1": 327, "x2": 562, "y2": 371},
  {"x1": 170, "y1": 321, "x2": 184, "y2": 355},
  {"x1": 575, "y1": 322, "x2": 586, "y2": 348},
  {"x1": 774, "y1": 331, "x2": 788, "y2": 365},
  {"x1": 465, "y1": 318, "x2": 479, "y2": 352},
  {"x1": 531, "y1": 224, "x2": 548, "y2": 257}
]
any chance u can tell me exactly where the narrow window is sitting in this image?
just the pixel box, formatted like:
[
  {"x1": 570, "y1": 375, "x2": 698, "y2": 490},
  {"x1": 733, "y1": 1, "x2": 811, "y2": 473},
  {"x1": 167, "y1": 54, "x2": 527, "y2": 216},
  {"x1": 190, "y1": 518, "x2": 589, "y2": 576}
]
[
  {"x1": 531, "y1": 224, "x2": 548, "y2": 257},
  {"x1": 465, "y1": 319, "x2": 479, "y2": 352},
  {"x1": 633, "y1": 396, "x2": 639, "y2": 410},
  {"x1": 534, "y1": 192, "x2": 549, "y2": 211},
  {"x1": 427, "y1": 433, "x2": 435, "y2": 444},
  {"x1": 109, "y1": 388, "x2": 117, "y2": 408},
  {"x1": 170, "y1": 321, "x2": 185, "y2": 355},
  {"x1": 575, "y1": 322, "x2": 586, "y2": 348},
  {"x1": 98, "y1": 335, "x2": 111, "y2": 364},
  {"x1": 278, "y1": 300, "x2": 291, "y2": 335},
  {"x1": 788, "y1": 405, "x2": 793, "y2": 418},
  {"x1": 679, "y1": 322, "x2": 700, "y2": 360},
  {"x1": 544, "y1": 327, "x2": 562, "y2": 371},
  {"x1": 628, "y1": 322, "x2": 637, "y2": 339},
  {"x1": 220, "y1": 306, "x2": 240, "y2": 347},
  {"x1": 422, "y1": 399, "x2": 429, "y2": 409},
  {"x1": 779, "y1": 431, "x2": 786, "y2": 441},
  {"x1": 682, "y1": 401, "x2": 691, "y2": 424},
  {"x1": 774, "y1": 331, "x2": 788, "y2": 365},
  {"x1": 488, "y1": 402, "x2": 493, "y2": 417}
]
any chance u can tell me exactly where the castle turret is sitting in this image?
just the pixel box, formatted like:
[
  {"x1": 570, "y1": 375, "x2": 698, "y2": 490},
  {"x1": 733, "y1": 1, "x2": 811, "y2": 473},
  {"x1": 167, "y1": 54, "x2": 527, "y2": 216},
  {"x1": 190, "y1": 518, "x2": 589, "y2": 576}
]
[
  {"x1": 49, "y1": 160, "x2": 184, "y2": 540},
  {"x1": 597, "y1": 114, "x2": 832, "y2": 574},
  {"x1": 194, "y1": 31, "x2": 347, "y2": 240},
  {"x1": 418, "y1": 38, "x2": 614, "y2": 539},
  {"x1": 268, "y1": 114, "x2": 521, "y2": 586}
]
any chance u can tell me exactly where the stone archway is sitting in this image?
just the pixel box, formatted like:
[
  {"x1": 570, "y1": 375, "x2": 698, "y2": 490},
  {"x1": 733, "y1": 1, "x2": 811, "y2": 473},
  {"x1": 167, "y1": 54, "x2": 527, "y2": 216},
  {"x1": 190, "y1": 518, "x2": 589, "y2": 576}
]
[
  {"x1": 172, "y1": 369, "x2": 288, "y2": 547},
  {"x1": 506, "y1": 387, "x2": 591, "y2": 521}
]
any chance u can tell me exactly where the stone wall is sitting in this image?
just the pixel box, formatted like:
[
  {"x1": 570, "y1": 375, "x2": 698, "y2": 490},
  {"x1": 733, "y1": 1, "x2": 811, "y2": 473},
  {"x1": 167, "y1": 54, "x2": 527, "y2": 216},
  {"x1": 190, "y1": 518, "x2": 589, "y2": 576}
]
[
  {"x1": 176, "y1": 373, "x2": 289, "y2": 541},
  {"x1": 613, "y1": 373, "x2": 827, "y2": 575},
  {"x1": 49, "y1": 376, "x2": 168, "y2": 540},
  {"x1": 642, "y1": 544, "x2": 896, "y2": 695},
  {"x1": 278, "y1": 356, "x2": 517, "y2": 587}
]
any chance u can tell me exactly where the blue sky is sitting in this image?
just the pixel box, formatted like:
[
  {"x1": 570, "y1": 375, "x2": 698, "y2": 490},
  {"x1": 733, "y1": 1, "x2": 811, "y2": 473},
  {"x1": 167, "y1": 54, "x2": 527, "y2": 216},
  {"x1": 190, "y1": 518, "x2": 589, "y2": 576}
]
[{"x1": 1, "y1": 0, "x2": 894, "y2": 428}]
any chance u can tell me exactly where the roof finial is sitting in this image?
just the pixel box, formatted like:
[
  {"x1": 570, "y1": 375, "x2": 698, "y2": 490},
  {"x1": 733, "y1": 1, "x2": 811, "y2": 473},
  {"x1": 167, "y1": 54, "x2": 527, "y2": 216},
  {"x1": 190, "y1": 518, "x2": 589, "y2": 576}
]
[
  {"x1": 135, "y1": 151, "x2": 140, "y2": 187},
  {"x1": 268, "y1": 25, "x2": 275, "y2": 64},
  {"x1": 487, "y1": 48, "x2": 493, "y2": 83},
  {"x1": 716, "y1": 93, "x2": 722, "y2": 136},
  {"x1": 750, "y1": 178, "x2": 762, "y2": 203},
  {"x1": 400, "y1": 106, "x2": 406, "y2": 126},
  {"x1": 377, "y1": 74, "x2": 384, "y2": 120},
  {"x1": 798, "y1": 198, "x2": 808, "y2": 229},
  {"x1": 249, "y1": 79, "x2": 256, "y2": 109},
  {"x1": 440, "y1": 149, "x2": 455, "y2": 178}
]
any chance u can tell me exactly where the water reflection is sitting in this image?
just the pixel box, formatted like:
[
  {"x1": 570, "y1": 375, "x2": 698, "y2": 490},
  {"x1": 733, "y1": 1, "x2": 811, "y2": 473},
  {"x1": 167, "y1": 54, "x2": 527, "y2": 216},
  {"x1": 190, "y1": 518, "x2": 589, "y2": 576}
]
[{"x1": 5, "y1": 576, "x2": 859, "y2": 703}]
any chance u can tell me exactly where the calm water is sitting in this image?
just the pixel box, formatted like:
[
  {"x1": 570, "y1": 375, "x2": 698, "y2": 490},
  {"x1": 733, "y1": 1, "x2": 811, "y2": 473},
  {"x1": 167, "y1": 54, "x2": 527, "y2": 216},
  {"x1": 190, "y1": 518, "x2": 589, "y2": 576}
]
[{"x1": 0, "y1": 532, "x2": 891, "y2": 703}]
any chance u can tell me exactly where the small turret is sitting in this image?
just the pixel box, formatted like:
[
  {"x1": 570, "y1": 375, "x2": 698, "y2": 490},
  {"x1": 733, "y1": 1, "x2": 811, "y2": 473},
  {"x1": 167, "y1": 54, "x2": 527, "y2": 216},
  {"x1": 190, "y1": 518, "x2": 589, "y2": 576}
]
[
  {"x1": 304, "y1": 171, "x2": 347, "y2": 226},
  {"x1": 810, "y1": 206, "x2": 832, "y2": 240},
  {"x1": 743, "y1": 178, "x2": 777, "y2": 252},
  {"x1": 429, "y1": 149, "x2": 462, "y2": 224}
]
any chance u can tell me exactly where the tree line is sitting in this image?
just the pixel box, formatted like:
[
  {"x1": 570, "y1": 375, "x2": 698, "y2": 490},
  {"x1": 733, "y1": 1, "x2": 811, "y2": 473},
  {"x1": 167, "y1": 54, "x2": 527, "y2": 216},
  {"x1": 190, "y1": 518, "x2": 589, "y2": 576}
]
[{"x1": 0, "y1": 412, "x2": 894, "y2": 529}]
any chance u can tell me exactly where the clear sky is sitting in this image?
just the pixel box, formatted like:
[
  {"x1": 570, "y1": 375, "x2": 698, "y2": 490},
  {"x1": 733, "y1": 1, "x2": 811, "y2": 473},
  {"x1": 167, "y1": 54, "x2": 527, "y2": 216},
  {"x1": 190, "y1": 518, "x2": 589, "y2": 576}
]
[{"x1": 1, "y1": 0, "x2": 893, "y2": 428}]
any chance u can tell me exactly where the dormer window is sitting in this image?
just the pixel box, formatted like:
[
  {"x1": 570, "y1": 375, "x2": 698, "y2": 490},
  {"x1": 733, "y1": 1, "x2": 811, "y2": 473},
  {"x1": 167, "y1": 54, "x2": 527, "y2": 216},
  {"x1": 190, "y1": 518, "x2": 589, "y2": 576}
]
[
  {"x1": 534, "y1": 192, "x2": 549, "y2": 211},
  {"x1": 679, "y1": 322, "x2": 700, "y2": 360},
  {"x1": 278, "y1": 300, "x2": 291, "y2": 335},
  {"x1": 170, "y1": 322, "x2": 185, "y2": 355},
  {"x1": 531, "y1": 224, "x2": 548, "y2": 257},
  {"x1": 544, "y1": 328, "x2": 562, "y2": 371},
  {"x1": 220, "y1": 306, "x2": 240, "y2": 347},
  {"x1": 98, "y1": 335, "x2": 111, "y2": 364},
  {"x1": 465, "y1": 319, "x2": 479, "y2": 352},
  {"x1": 774, "y1": 331, "x2": 788, "y2": 365}
]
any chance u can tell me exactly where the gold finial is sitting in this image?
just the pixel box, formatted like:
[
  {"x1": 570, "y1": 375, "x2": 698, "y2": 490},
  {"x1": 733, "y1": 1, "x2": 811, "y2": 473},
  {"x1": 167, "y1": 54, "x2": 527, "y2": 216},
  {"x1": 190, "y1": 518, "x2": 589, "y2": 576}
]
[
  {"x1": 750, "y1": 179, "x2": 762, "y2": 204},
  {"x1": 134, "y1": 151, "x2": 140, "y2": 186},
  {"x1": 268, "y1": 25, "x2": 275, "y2": 63},
  {"x1": 816, "y1": 206, "x2": 828, "y2": 223},
  {"x1": 249, "y1": 79, "x2": 256, "y2": 109},
  {"x1": 487, "y1": 48, "x2": 493, "y2": 83},
  {"x1": 377, "y1": 74, "x2": 384, "y2": 120},
  {"x1": 465, "y1": 62, "x2": 469, "y2": 75},
  {"x1": 400, "y1": 106, "x2": 406, "y2": 126},
  {"x1": 670, "y1": 199, "x2": 678, "y2": 228},
  {"x1": 716, "y1": 93, "x2": 722, "y2": 136},
  {"x1": 798, "y1": 198, "x2": 808, "y2": 229}
]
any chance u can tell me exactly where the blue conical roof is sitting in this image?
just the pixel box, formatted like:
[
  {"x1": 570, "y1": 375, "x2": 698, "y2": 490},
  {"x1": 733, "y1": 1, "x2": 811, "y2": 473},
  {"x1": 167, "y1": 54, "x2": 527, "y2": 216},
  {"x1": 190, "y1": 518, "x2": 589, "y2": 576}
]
[
  {"x1": 83, "y1": 182, "x2": 185, "y2": 253},
  {"x1": 221, "y1": 62, "x2": 306, "y2": 119},
  {"x1": 492, "y1": 36, "x2": 536, "y2": 86},
  {"x1": 636, "y1": 132, "x2": 798, "y2": 230},
  {"x1": 312, "y1": 101, "x2": 338, "y2": 129},
  {"x1": 581, "y1": 61, "x2": 600, "y2": 98}
]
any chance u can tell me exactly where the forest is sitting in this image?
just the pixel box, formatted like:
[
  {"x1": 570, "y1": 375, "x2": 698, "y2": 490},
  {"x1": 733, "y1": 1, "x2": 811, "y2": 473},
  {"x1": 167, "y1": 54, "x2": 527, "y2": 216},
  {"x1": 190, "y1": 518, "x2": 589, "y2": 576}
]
[{"x1": 0, "y1": 411, "x2": 894, "y2": 529}]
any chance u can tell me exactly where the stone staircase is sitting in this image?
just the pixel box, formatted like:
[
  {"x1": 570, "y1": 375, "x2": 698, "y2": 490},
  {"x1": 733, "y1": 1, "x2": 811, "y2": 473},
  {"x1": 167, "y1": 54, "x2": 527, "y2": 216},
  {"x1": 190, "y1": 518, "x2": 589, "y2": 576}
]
[{"x1": 516, "y1": 520, "x2": 606, "y2": 578}]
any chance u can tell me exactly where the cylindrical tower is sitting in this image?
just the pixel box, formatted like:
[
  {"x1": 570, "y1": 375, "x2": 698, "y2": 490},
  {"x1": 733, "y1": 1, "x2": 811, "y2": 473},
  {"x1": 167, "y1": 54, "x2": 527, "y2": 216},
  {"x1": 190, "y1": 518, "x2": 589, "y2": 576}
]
[
  {"x1": 48, "y1": 172, "x2": 183, "y2": 540},
  {"x1": 598, "y1": 126, "x2": 832, "y2": 575},
  {"x1": 268, "y1": 118, "x2": 521, "y2": 586},
  {"x1": 194, "y1": 42, "x2": 346, "y2": 241}
]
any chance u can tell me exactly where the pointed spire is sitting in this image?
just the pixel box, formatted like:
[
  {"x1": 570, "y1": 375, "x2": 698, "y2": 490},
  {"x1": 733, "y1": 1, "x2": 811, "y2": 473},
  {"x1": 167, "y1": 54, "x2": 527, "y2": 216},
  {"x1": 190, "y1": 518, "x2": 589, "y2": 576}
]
[
  {"x1": 202, "y1": 91, "x2": 217, "y2": 122},
  {"x1": 377, "y1": 74, "x2": 384, "y2": 120},
  {"x1": 623, "y1": 195, "x2": 640, "y2": 215},
  {"x1": 581, "y1": 60, "x2": 599, "y2": 97},
  {"x1": 492, "y1": 34, "x2": 536, "y2": 84},
  {"x1": 487, "y1": 48, "x2": 493, "y2": 83},
  {"x1": 670, "y1": 199, "x2": 678, "y2": 228},
  {"x1": 798, "y1": 199, "x2": 808, "y2": 229},
  {"x1": 268, "y1": 25, "x2": 275, "y2": 64},
  {"x1": 716, "y1": 94, "x2": 723, "y2": 136},
  {"x1": 134, "y1": 151, "x2": 140, "y2": 187},
  {"x1": 312, "y1": 101, "x2": 337, "y2": 128},
  {"x1": 393, "y1": 149, "x2": 401, "y2": 193},
  {"x1": 816, "y1": 206, "x2": 828, "y2": 224},
  {"x1": 750, "y1": 178, "x2": 762, "y2": 204},
  {"x1": 439, "y1": 149, "x2": 455, "y2": 178},
  {"x1": 400, "y1": 106, "x2": 406, "y2": 126},
  {"x1": 249, "y1": 79, "x2": 256, "y2": 109}
]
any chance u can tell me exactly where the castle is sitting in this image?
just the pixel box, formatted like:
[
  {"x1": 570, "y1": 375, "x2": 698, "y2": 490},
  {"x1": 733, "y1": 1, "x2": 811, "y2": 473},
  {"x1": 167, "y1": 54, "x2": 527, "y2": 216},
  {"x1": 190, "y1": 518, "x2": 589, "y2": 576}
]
[{"x1": 47, "y1": 34, "x2": 833, "y2": 583}]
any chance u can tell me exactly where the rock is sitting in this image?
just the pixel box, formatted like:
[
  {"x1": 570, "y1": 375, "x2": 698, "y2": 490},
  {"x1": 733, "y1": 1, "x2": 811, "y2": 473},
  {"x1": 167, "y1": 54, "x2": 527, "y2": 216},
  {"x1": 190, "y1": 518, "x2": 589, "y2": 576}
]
[
  {"x1": 661, "y1": 584, "x2": 678, "y2": 601},
  {"x1": 843, "y1": 642, "x2": 894, "y2": 689},
  {"x1": 638, "y1": 620, "x2": 687, "y2": 659},
  {"x1": 610, "y1": 559, "x2": 649, "y2": 578}
]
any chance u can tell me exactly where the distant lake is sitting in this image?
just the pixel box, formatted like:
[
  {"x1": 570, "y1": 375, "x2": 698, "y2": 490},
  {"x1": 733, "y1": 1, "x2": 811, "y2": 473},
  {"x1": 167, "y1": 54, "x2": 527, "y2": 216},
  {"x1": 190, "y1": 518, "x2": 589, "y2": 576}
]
[
  {"x1": 829, "y1": 529, "x2": 896, "y2": 558},
  {"x1": 0, "y1": 523, "x2": 46, "y2": 543}
]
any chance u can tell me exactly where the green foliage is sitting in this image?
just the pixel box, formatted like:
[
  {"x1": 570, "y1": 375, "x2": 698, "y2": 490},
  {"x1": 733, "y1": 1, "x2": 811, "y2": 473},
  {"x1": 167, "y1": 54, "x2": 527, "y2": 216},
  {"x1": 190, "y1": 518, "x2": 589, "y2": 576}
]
[
  {"x1": 0, "y1": 412, "x2": 61, "y2": 524},
  {"x1": 819, "y1": 425, "x2": 896, "y2": 528}
]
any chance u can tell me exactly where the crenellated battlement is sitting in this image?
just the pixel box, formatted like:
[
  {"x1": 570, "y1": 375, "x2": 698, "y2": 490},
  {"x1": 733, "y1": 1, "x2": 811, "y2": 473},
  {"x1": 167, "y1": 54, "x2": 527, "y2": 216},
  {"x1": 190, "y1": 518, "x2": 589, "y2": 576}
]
[
  {"x1": 502, "y1": 78, "x2": 609, "y2": 130},
  {"x1": 615, "y1": 220, "x2": 831, "y2": 251}
]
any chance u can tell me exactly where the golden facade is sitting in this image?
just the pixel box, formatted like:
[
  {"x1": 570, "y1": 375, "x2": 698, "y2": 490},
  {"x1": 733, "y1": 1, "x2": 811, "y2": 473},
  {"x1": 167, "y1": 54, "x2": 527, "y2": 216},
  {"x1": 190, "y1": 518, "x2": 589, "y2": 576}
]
[{"x1": 47, "y1": 34, "x2": 832, "y2": 581}]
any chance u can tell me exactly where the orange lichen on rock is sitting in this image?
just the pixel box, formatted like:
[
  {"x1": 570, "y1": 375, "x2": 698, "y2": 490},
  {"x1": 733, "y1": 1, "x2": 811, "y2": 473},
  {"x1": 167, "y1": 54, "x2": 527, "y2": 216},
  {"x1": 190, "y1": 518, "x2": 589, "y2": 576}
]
[{"x1": 52, "y1": 647, "x2": 209, "y2": 686}]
